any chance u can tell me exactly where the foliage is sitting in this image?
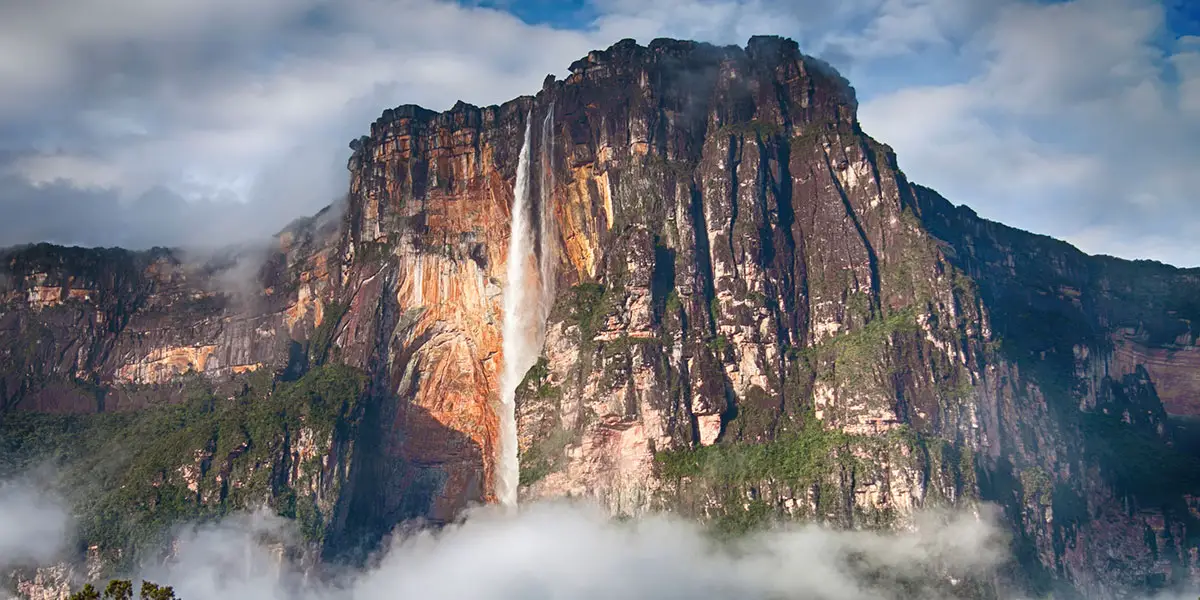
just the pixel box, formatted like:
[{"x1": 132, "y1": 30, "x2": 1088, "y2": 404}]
[
  {"x1": 1020, "y1": 466, "x2": 1054, "y2": 506},
  {"x1": 70, "y1": 580, "x2": 173, "y2": 600},
  {"x1": 105, "y1": 580, "x2": 133, "y2": 600},
  {"x1": 716, "y1": 120, "x2": 784, "y2": 139},
  {"x1": 519, "y1": 425, "x2": 575, "y2": 487},
  {"x1": 68, "y1": 584, "x2": 100, "y2": 600},
  {"x1": 655, "y1": 413, "x2": 854, "y2": 487},
  {"x1": 643, "y1": 153, "x2": 695, "y2": 179},
  {"x1": 563, "y1": 283, "x2": 606, "y2": 341},
  {"x1": 309, "y1": 302, "x2": 349, "y2": 365},
  {"x1": 139, "y1": 582, "x2": 176, "y2": 600},
  {"x1": 664, "y1": 290, "x2": 682, "y2": 316},
  {"x1": 0, "y1": 364, "x2": 365, "y2": 569},
  {"x1": 706, "y1": 335, "x2": 729, "y2": 355},
  {"x1": 845, "y1": 290, "x2": 872, "y2": 324},
  {"x1": 827, "y1": 308, "x2": 918, "y2": 383},
  {"x1": 712, "y1": 499, "x2": 773, "y2": 538},
  {"x1": 517, "y1": 358, "x2": 558, "y2": 400},
  {"x1": 354, "y1": 241, "x2": 392, "y2": 264}
]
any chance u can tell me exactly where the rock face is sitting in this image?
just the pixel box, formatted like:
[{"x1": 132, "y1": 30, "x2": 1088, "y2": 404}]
[{"x1": 3, "y1": 36, "x2": 1200, "y2": 599}]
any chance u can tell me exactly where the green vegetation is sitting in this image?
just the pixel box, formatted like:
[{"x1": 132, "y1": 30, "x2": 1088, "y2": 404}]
[
  {"x1": 563, "y1": 282, "x2": 607, "y2": 341},
  {"x1": 517, "y1": 357, "x2": 558, "y2": 400},
  {"x1": 664, "y1": 290, "x2": 682, "y2": 316},
  {"x1": 1020, "y1": 466, "x2": 1054, "y2": 506},
  {"x1": 845, "y1": 290, "x2": 872, "y2": 325},
  {"x1": 725, "y1": 385, "x2": 781, "y2": 441},
  {"x1": 0, "y1": 364, "x2": 365, "y2": 570},
  {"x1": 712, "y1": 499, "x2": 773, "y2": 538},
  {"x1": 514, "y1": 358, "x2": 575, "y2": 487},
  {"x1": 655, "y1": 412, "x2": 855, "y2": 487},
  {"x1": 715, "y1": 120, "x2": 784, "y2": 139},
  {"x1": 354, "y1": 241, "x2": 392, "y2": 264},
  {"x1": 788, "y1": 119, "x2": 855, "y2": 154},
  {"x1": 309, "y1": 302, "x2": 349, "y2": 365},
  {"x1": 519, "y1": 425, "x2": 574, "y2": 487},
  {"x1": 70, "y1": 580, "x2": 174, "y2": 600},
  {"x1": 806, "y1": 307, "x2": 920, "y2": 388}
]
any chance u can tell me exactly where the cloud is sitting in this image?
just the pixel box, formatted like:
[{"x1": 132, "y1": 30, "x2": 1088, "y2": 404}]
[
  {"x1": 135, "y1": 501, "x2": 1012, "y2": 600},
  {"x1": 1, "y1": 0, "x2": 1197, "y2": 266},
  {"x1": 0, "y1": 0, "x2": 604, "y2": 250},
  {"x1": 859, "y1": 0, "x2": 1200, "y2": 266},
  {"x1": 0, "y1": 479, "x2": 71, "y2": 570}
]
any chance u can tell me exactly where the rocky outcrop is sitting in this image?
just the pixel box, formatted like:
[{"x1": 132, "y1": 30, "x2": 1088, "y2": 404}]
[{"x1": 3, "y1": 36, "x2": 1200, "y2": 600}]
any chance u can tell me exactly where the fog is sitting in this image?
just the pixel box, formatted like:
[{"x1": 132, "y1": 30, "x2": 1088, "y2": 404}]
[
  {"x1": 0, "y1": 479, "x2": 70, "y2": 570},
  {"x1": 120, "y1": 502, "x2": 1012, "y2": 600},
  {"x1": 2, "y1": 476, "x2": 1197, "y2": 600}
]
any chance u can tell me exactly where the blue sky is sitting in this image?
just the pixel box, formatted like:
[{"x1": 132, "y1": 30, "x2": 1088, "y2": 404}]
[{"x1": 0, "y1": 0, "x2": 1197, "y2": 266}]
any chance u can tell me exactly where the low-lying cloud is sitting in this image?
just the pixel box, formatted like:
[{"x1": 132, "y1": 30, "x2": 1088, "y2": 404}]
[
  {"x1": 139, "y1": 502, "x2": 1012, "y2": 600},
  {"x1": 3, "y1": 479, "x2": 1199, "y2": 600},
  {"x1": 0, "y1": 479, "x2": 71, "y2": 570}
]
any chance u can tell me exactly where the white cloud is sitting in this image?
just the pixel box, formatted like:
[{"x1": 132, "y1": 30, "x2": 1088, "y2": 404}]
[
  {"x1": 860, "y1": 0, "x2": 1200, "y2": 265},
  {"x1": 859, "y1": 84, "x2": 1104, "y2": 229},
  {"x1": 0, "y1": 480, "x2": 71, "y2": 570},
  {"x1": 0, "y1": 0, "x2": 605, "y2": 248},
  {"x1": 0, "y1": 0, "x2": 1197, "y2": 265},
  {"x1": 9, "y1": 154, "x2": 127, "y2": 191},
  {"x1": 1174, "y1": 37, "x2": 1200, "y2": 117},
  {"x1": 139, "y1": 502, "x2": 1010, "y2": 600}
]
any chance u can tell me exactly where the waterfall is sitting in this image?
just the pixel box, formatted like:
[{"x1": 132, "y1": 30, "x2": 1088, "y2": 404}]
[
  {"x1": 497, "y1": 105, "x2": 558, "y2": 508},
  {"x1": 538, "y1": 103, "x2": 557, "y2": 323},
  {"x1": 498, "y1": 112, "x2": 537, "y2": 507}
]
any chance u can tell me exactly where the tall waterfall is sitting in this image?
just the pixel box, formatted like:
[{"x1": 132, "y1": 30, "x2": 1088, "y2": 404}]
[
  {"x1": 498, "y1": 112, "x2": 537, "y2": 507},
  {"x1": 498, "y1": 106, "x2": 557, "y2": 508},
  {"x1": 538, "y1": 103, "x2": 557, "y2": 323}
]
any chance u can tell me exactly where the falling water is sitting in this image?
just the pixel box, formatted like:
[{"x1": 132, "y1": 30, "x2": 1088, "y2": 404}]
[
  {"x1": 538, "y1": 103, "x2": 557, "y2": 323},
  {"x1": 498, "y1": 112, "x2": 537, "y2": 507}
]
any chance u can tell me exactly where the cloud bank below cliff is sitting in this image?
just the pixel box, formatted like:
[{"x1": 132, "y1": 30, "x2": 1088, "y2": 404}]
[
  {"x1": 143, "y1": 502, "x2": 1012, "y2": 600},
  {"x1": 0, "y1": 479, "x2": 71, "y2": 571},
  {"x1": 0, "y1": 0, "x2": 1196, "y2": 265}
]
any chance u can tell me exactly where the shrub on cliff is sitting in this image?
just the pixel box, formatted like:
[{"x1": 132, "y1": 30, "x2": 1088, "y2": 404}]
[{"x1": 69, "y1": 580, "x2": 175, "y2": 600}]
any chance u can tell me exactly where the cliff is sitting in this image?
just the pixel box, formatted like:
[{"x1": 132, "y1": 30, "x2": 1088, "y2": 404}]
[{"x1": 3, "y1": 36, "x2": 1199, "y2": 599}]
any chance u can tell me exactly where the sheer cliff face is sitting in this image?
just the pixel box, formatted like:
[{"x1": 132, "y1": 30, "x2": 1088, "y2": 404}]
[
  {"x1": 4, "y1": 36, "x2": 1200, "y2": 599},
  {"x1": 333, "y1": 35, "x2": 1200, "y2": 596}
]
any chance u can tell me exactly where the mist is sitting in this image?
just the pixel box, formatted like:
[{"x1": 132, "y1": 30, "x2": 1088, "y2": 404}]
[
  {"x1": 5, "y1": 484, "x2": 1200, "y2": 600},
  {"x1": 125, "y1": 501, "x2": 1016, "y2": 600},
  {"x1": 0, "y1": 478, "x2": 70, "y2": 570}
]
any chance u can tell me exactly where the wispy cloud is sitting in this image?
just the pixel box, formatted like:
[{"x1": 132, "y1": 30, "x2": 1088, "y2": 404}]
[
  {"x1": 857, "y1": 0, "x2": 1200, "y2": 265},
  {"x1": 0, "y1": 0, "x2": 1196, "y2": 265}
]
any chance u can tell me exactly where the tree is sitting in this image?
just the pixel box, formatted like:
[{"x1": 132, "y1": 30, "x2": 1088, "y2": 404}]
[
  {"x1": 68, "y1": 584, "x2": 100, "y2": 600},
  {"x1": 70, "y1": 580, "x2": 179, "y2": 600},
  {"x1": 103, "y1": 580, "x2": 133, "y2": 600},
  {"x1": 139, "y1": 581, "x2": 177, "y2": 600}
]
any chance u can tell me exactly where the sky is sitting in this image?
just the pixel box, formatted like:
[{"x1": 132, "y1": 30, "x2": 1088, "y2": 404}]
[{"x1": 0, "y1": 0, "x2": 1197, "y2": 266}]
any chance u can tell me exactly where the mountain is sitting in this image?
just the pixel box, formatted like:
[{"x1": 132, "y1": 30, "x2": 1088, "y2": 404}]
[{"x1": 4, "y1": 36, "x2": 1200, "y2": 599}]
